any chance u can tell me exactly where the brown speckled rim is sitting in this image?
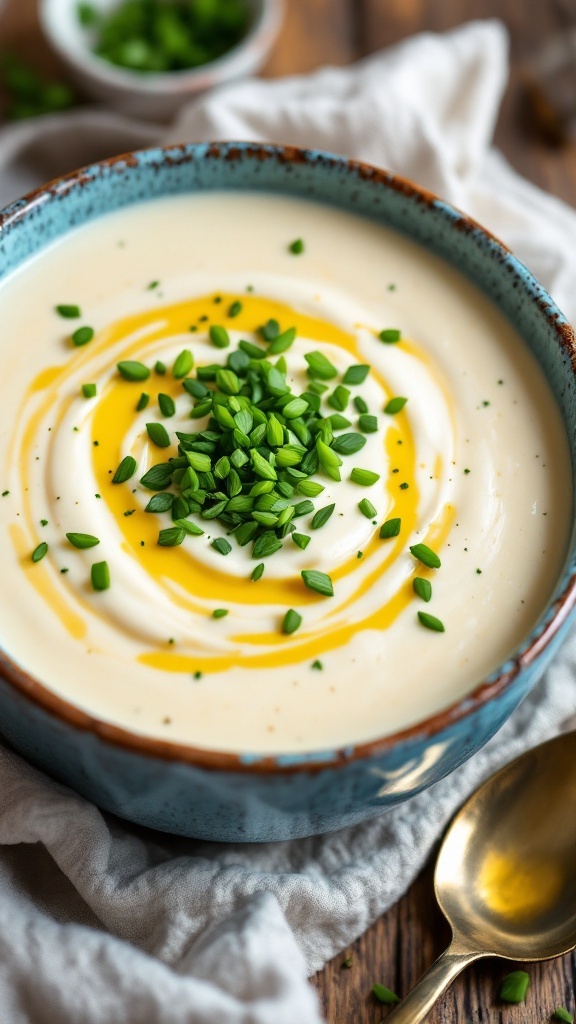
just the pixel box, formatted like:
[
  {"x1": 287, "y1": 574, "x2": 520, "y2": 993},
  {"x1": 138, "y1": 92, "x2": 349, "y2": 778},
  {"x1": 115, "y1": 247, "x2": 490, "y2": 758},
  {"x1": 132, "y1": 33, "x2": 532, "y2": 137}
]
[{"x1": 1, "y1": 142, "x2": 575, "y2": 775}]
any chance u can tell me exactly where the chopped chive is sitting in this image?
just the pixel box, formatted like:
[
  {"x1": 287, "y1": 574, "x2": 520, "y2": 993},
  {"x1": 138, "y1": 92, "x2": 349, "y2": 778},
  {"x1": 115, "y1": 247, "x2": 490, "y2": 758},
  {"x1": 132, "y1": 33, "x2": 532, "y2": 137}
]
[
  {"x1": 292, "y1": 532, "x2": 311, "y2": 550},
  {"x1": 140, "y1": 463, "x2": 173, "y2": 490},
  {"x1": 410, "y1": 543, "x2": 441, "y2": 569},
  {"x1": 554, "y1": 1009, "x2": 574, "y2": 1023},
  {"x1": 212, "y1": 538, "x2": 232, "y2": 556},
  {"x1": 301, "y1": 569, "x2": 334, "y2": 597},
  {"x1": 182, "y1": 378, "x2": 208, "y2": 399},
  {"x1": 155, "y1": 360, "x2": 166, "y2": 375},
  {"x1": 343, "y1": 364, "x2": 370, "y2": 386},
  {"x1": 311, "y1": 660, "x2": 322, "y2": 670},
  {"x1": 158, "y1": 393, "x2": 176, "y2": 417},
  {"x1": 311, "y1": 503, "x2": 335, "y2": 529},
  {"x1": 56, "y1": 304, "x2": 80, "y2": 318},
  {"x1": 316, "y1": 438, "x2": 342, "y2": 481},
  {"x1": 413, "y1": 577, "x2": 432, "y2": 602},
  {"x1": 350, "y1": 468, "x2": 380, "y2": 486},
  {"x1": 212, "y1": 608, "x2": 229, "y2": 618},
  {"x1": 112, "y1": 455, "x2": 137, "y2": 484},
  {"x1": 145, "y1": 493, "x2": 173, "y2": 513},
  {"x1": 82, "y1": 383, "x2": 97, "y2": 398},
  {"x1": 297, "y1": 479, "x2": 324, "y2": 498},
  {"x1": 353, "y1": 395, "x2": 368, "y2": 414},
  {"x1": 358, "y1": 498, "x2": 376, "y2": 519},
  {"x1": 32, "y1": 541, "x2": 48, "y2": 563},
  {"x1": 372, "y1": 984, "x2": 399, "y2": 1005},
  {"x1": 380, "y1": 517, "x2": 401, "y2": 538},
  {"x1": 261, "y1": 319, "x2": 280, "y2": 342},
  {"x1": 117, "y1": 360, "x2": 150, "y2": 382},
  {"x1": 385, "y1": 396, "x2": 408, "y2": 415},
  {"x1": 173, "y1": 349, "x2": 193, "y2": 379},
  {"x1": 72, "y1": 326, "x2": 94, "y2": 347},
  {"x1": 173, "y1": 519, "x2": 204, "y2": 536},
  {"x1": 268, "y1": 327, "x2": 297, "y2": 355},
  {"x1": 215, "y1": 368, "x2": 241, "y2": 395},
  {"x1": 238, "y1": 339, "x2": 267, "y2": 359},
  {"x1": 418, "y1": 611, "x2": 445, "y2": 632},
  {"x1": 158, "y1": 527, "x2": 186, "y2": 546},
  {"x1": 252, "y1": 531, "x2": 282, "y2": 558},
  {"x1": 66, "y1": 532, "x2": 100, "y2": 548},
  {"x1": 147, "y1": 280, "x2": 159, "y2": 290},
  {"x1": 358, "y1": 414, "x2": 378, "y2": 433},
  {"x1": 499, "y1": 971, "x2": 530, "y2": 1004},
  {"x1": 379, "y1": 328, "x2": 401, "y2": 343},
  {"x1": 289, "y1": 238, "x2": 304, "y2": 255},
  {"x1": 331, "y1": 433, "x2": 366, "y2": 456},
  {"x1": 251, "y1": 562, "x2": 265, "y2": 581},
  {"x1": 136, "y1": 392, "x2": 150, "y2": 411},
  {"x1": 91, "y1": 561, "x2": 110, "y2": 591},
  {"x1": 209, "y1": 325, "x2": 230, "y2": 349},
  {"x1": 327, "y1": 413, "x2": 351, "y2": 430},
  {"x1": 305, "y1": 350, "x2": 338, "y2": 380},
  {"x1": 40, "y1": 519, "x2": 48, "y2": 526},
  {"x1": 228, "y1": 301, "x2": 242, "y2": 318},
  {"x1": 283, "y1": 608, "x2": 302, "y2": 634},
  {"x1": 146, "y1": 422, "x2": 171, "y2": 448},
  {"x1": 327, "y1": 385, "x2": 351, "y2": 412}
]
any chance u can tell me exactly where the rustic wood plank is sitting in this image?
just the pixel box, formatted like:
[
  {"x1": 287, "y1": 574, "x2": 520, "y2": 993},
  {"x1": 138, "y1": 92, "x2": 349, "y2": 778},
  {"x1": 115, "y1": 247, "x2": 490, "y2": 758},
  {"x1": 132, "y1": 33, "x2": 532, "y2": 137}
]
[{"x1": 262, "y1": 0, "x2": 355, "y2": 77}]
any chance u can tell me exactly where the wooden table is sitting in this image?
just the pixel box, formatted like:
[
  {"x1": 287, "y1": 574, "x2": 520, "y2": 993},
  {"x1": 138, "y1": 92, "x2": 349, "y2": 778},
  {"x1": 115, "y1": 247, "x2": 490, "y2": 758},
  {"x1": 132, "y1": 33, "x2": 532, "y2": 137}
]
[{"x1": 1, "y1": 1, "x2": 575, "y2": 1020}]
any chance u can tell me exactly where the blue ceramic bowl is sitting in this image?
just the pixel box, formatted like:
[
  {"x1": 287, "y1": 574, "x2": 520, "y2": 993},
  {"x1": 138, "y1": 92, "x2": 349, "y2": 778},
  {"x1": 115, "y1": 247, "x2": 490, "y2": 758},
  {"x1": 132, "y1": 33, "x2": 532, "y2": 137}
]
[{"x1": 0, "y1": 143, "x2": 575, "y2": 842}]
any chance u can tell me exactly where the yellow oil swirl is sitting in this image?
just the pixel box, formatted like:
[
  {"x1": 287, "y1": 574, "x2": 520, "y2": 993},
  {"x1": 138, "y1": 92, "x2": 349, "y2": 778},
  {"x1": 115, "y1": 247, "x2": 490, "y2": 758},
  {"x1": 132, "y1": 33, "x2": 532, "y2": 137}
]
[{"x1": 18, "y1": 292, "x2": 453, "y2": 674}]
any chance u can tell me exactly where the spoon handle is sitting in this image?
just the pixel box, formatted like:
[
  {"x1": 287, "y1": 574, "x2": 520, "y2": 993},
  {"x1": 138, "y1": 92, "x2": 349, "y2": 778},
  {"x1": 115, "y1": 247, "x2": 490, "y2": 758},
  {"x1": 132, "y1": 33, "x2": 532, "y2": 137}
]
[{"x1": 389, "y1": 943, "x2": 481, "y2": 1024}]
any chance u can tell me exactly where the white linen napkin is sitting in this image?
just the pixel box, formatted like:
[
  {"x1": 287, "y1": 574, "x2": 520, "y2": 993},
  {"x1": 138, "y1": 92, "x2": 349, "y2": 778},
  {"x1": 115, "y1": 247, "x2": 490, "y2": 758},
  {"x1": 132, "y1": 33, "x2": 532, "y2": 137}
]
[{"x1": 1, "y1": 20, "x2": 576, "y2": 1024}]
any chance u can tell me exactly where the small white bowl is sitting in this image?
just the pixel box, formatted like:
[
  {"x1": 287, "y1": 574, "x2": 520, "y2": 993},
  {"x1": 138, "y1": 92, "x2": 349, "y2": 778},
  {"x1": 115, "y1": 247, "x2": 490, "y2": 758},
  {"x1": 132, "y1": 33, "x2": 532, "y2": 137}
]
[{"x1": 39, "y1": 0, "x2": 283, "y2": 120}]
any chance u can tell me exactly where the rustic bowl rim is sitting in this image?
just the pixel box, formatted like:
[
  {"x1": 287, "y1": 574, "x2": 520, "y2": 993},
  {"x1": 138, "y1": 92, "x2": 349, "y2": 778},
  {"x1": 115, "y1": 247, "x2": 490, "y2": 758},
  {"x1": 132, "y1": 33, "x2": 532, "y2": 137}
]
[{"x1": 1, "y1": 140, "x2": 575, "y2": 776}]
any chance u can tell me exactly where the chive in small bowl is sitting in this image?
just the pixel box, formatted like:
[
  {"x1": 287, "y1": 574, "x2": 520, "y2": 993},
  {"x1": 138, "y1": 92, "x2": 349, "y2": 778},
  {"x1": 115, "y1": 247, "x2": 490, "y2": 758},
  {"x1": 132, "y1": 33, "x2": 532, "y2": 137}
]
[{"x1": 39, "y1": 0, "x2": 283, "y2": 120}]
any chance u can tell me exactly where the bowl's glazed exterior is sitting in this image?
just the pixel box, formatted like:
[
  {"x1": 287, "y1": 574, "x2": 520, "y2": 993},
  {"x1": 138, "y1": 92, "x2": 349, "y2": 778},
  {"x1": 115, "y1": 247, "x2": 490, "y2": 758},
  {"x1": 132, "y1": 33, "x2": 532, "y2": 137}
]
[{"x1": 0, "y1": 143, "x2": 575, "y2": 842}]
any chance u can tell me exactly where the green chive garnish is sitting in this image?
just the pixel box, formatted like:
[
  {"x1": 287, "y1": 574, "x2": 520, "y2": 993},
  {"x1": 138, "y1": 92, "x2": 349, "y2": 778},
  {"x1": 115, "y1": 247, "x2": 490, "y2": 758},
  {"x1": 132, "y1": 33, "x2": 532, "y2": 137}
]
[
  {"x1": 418, "y1": 611, "x2": 445, "y2": 632},
  {"x1": 228, "y1": 301, "x2": 242, "y2": 318},
  {"x1": 158, "y1": 393, "x2": 176, "y2": 417},
  {"x1": 311, "y1": 503, "x2": 335, "y2": 529},
  {"x1": 252, "y1": 531, "x2": 282, "y2": 558},
  {"x1": 331, "y1": 433, "x2": 366, "y2": 456},
  {"x1": 283, "y1": 608, "x2": 302, "y2": 633},
  {"x1": 173, "y1": 349, "x2": 193, "y2": 379},
  {"x1": 72, "y1": 326, "x2": 94, "y2": 347},
  {"x1": 209, "y1": 325, "x2": 230, "y2": 349},
  {"x1": 145, "y1": 493, "x2": 173, "y2": 513},
  {"x1": 554, "y1": 1009, "x2": 574, "y2": 1023},
  {"x1": 292, "y1": 533, "x2": 311, "y2": 550},
  {"x1": 146, "y1": 422, "x2": 171, "y2": 448},
  {"x1": 410, "y1": 543, "x2": 441, "y2": 569},
  {"x1": 158, "y1": 527, "x2": 186, "y2": 546},
  {"x1": 82, "y1": 383, "x2": 97, "y2": 398},
  {"x1": 112, "y1": 455, "x2": 137, "y2": 484},
  {"x1": 140, "y1": 463, "x2": 173, "y2": 490},
  {"x1": 289, "y1": 238, "x2": 304, "y2": 255},
  {"x1": 354, "y1": 395, "x2": 368, "y2": 414},
  {"x1": 304, "y1": 351, "x2": 338, "y2": 380},
  {"x1": 117, "y1": 360, "x2": 150, "y2": 382},
  {"x1": 136, "y1": 392, "x2": 150, "y2": 411},
  {"x1": 380, "y1": 518, "x2": 401, "y2": 538},
  {"x1": 301, "y1": 569, "x2": 334, "y2": 597},
  {"x1": 91, "y1": 561, "x2": 110, "y2": 591},
  {"x1": 379, "y1": 328, "x2": 401, "y2": 343},
  {"x1": 32, "y1": 541, "x2": 48, "y2": 563},
  {"x1": 413, "y1": 577, "x2": 432, "y2": 602},
  {"x1": 499, "y1": 971, "x2": 530, "y2": 1004},
  {"x1": 155, "y1": 360, "x2": 166, "y2": 375},
  {"x1": 66, "y1": 532, "x2": 100, "y2": 548},
  {"x1": 297, "y1": 479, "x2": 324, "y2": 497},
  {"x1": 261, "y1": 319, "x2": 280, "y2": 341},
  {"x1": 173, "y1": 519, "x2": 204, "y2": 536},
  {"x1": 56, "y1": 304, "x2": 80, "y2": 318},
  {"x1": 311, "y1": 660, "x2": 322, "y2": 670},
  {"x1": 342, "y1": 364, "x2": 370, "y2": 386},
  {"x1": 358, "y1": 414, "x2": 378, "y2": 433},
  {"x1": 350, "y1": 468, "x2": 380, "y2": 486},
  {"x1": 385, "y1": 396, "x2": 408, "y2": 415},
  {"x1": 372, "y1": 984, "x2": 399, "y2": 1005},
  {"x1": 358, "y1": 498, "x2": 376, "y2": 519},
  {"x1": 212, "y1": 538, "x2": 232, "y2": 556},
  {"x1": 212, "y1": 608, "x2": 229, "y2": 618},
  {"x1": 327, "y1": 385, "x2": 350, "y2": 412},
  {"x1": 251, "y1": 562, "x2": 265, "y2": 581}
]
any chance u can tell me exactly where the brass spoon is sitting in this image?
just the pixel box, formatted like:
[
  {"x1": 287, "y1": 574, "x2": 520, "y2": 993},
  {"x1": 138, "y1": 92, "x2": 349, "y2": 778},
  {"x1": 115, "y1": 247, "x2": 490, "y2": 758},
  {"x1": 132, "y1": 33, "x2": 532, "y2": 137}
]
[{"x1": 390, "y1": 730, "x2": 576, "y2": 1023}]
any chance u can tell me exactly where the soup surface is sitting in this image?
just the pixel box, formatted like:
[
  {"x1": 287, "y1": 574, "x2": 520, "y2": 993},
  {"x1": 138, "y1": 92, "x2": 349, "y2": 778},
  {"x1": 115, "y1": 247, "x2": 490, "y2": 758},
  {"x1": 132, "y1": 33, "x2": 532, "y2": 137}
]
[{"x1": 0, "y1": 192, "x2": 571, "y2": 753}]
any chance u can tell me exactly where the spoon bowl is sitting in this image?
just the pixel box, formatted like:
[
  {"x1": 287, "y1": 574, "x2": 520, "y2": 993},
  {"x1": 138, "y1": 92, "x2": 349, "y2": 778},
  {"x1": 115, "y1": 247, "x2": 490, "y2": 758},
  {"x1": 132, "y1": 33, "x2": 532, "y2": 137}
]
[{"x1": 391, "y1": 731, "x2": 576, "y2": 1023}]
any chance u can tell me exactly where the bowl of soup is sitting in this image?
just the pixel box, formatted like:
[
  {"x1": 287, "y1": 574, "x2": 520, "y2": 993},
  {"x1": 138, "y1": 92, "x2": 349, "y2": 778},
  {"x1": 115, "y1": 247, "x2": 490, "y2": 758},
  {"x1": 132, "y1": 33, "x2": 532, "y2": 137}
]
[{"x1": 0, "y1": 142, "x2": 574, "y2": 842}]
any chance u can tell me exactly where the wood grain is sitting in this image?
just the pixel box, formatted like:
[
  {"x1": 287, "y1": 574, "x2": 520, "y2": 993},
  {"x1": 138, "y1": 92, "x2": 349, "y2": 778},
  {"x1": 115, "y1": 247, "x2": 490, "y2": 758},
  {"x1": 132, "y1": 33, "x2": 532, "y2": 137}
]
[{"x1": 1, "y1": 0, "x2": 576, "y2": 1020}]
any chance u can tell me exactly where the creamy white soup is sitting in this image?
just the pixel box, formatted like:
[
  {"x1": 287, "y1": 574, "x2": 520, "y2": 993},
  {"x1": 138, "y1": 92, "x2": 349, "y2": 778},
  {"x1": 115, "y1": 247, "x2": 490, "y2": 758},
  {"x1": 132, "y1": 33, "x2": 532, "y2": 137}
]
[{"x1": 0, "y1": 192, "x2": 571, "y2": 753}]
